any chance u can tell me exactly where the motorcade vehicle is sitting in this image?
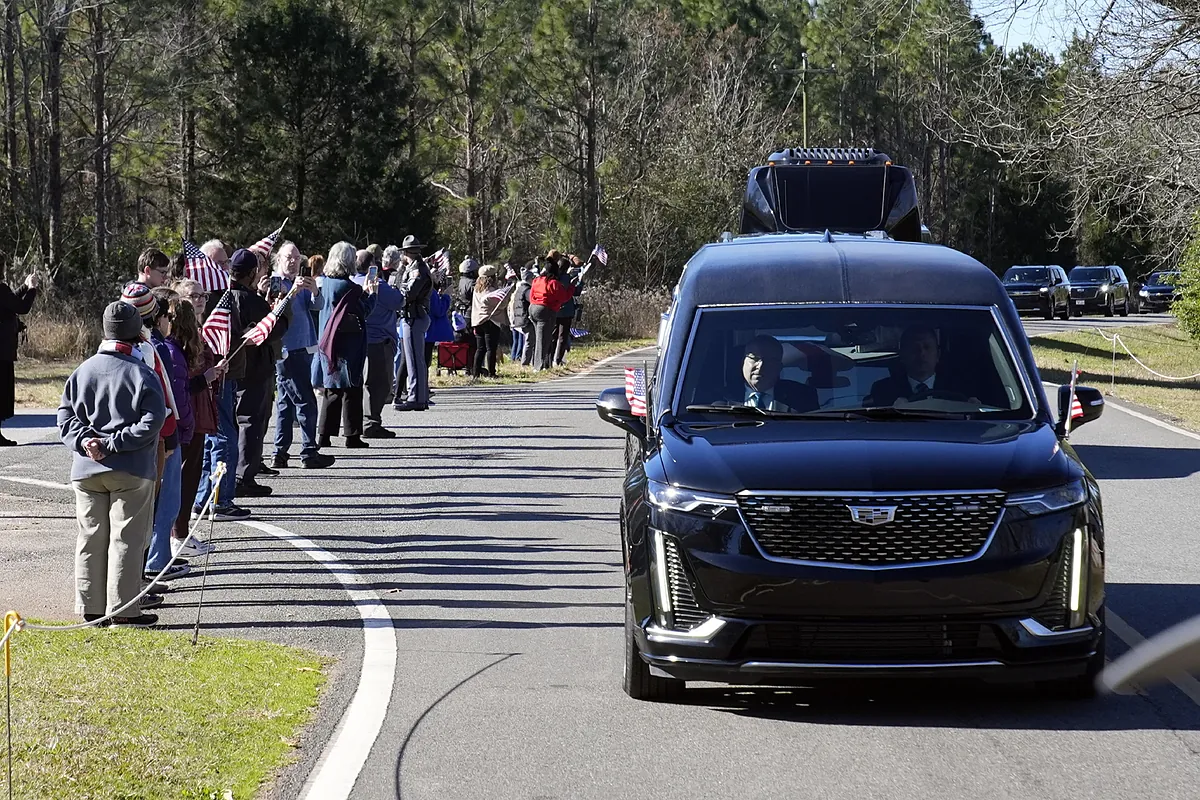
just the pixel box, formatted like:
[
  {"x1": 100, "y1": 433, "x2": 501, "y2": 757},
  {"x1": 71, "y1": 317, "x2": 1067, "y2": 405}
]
[
  {"x1": 1068, "y1": 265, "x2": 1130, "y2": 317},
  {"x1": 1139, "y1": 271, "x2": 1181, "y2": 313},
  {"x1": 1001, "y1": 265, "x2": 1071, "y2": 320},
  {"x1": 597, "y1": 149, "x2": 1108, "y2": 703}
]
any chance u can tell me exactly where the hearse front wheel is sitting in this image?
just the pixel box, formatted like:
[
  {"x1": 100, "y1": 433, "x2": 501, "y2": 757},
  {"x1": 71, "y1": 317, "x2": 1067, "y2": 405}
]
[{"x1": 623, "y1": 600, "x2": 685, "y2": 702}]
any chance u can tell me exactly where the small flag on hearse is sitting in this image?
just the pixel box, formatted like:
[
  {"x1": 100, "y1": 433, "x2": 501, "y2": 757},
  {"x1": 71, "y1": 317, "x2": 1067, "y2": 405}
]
[{"x1": 625, "y1": 366, "x2": 647, "y2": 417}]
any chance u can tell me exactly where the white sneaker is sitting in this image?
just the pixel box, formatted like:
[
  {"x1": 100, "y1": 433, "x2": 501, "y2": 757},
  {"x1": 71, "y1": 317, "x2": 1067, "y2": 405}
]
[{"x1": 171, "y1": 538, "x2": 215, "y2": 558}]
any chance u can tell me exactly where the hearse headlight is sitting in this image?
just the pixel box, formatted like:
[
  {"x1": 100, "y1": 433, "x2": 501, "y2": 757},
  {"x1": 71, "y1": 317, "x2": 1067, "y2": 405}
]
[
  {"x1": 1006, "y1": 480, "x2": 1086, "y2": 516},
  {"x1": 647, "y1": 480, "x2": 736, "y2": 517}
]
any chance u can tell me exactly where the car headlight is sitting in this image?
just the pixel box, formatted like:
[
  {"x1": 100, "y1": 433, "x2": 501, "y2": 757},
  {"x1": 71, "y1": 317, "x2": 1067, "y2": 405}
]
[
  {"x1": 1038, "y1": 287, "x2": 1049, "y2": 293},
  {"x1": 1140, "y1": 289, "x2": 1149, "y2": 296},
  {"x1": 1100, "y1": 283, "x2": 1110, "y2": 292},
  {"x1": 1006, "y1": 480, "x2": 1086, "y2": 515},
  {"x1": 647, "y1": 480, "x2": 737, "y2": 516}
]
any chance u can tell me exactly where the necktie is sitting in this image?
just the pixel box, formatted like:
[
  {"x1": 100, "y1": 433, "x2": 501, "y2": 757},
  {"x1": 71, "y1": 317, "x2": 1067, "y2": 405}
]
[
  {"x1": 914, "y1": 382, "x2": 928, "y2": 394},
  {"x1": 748, "y1": 392, "x2": 761, "y2": 408}
]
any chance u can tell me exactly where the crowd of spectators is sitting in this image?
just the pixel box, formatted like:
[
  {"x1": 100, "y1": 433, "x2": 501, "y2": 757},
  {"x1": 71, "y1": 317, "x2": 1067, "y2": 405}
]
[{"x1": 55, "y1": 237, "x2": 593, "y2": 627}]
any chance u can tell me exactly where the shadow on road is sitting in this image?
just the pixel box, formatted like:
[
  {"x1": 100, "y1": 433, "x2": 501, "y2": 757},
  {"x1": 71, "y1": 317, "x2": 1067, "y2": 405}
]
[{"x1": 1074, "y1": 443, "x2": 1200, "y2": 479}]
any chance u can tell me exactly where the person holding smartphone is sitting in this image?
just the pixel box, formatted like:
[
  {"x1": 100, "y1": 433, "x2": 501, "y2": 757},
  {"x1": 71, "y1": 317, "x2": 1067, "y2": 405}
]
[
  {"x1": 270, "y1": 241, "x2": 332, "y2": 469},
  {"x1": 361, "y1": 246, "x2": 404, "y2": 437}
]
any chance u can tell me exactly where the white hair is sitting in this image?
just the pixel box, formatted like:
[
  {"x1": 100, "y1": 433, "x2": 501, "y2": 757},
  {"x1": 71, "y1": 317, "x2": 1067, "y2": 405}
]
[
  {"x1": 382, "y1": 245, "x2": 402, "y2": 269},
  {"x1": 325, "y1": 241, "x2": 356, "y2": 278},
  {"x1": 200, "y1": 239, "x2": 228, "y2": 261}
]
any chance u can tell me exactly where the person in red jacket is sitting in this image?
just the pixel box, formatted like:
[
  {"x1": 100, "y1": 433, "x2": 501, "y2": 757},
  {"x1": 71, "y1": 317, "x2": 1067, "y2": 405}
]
[{"x1": 527, "y1": 256, "x2": 574, "y2": 371}]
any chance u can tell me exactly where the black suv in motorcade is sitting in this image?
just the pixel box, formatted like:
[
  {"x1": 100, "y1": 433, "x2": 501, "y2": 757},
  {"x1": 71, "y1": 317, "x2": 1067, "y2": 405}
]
[
  {"x1": 597, "y1": 150, "x2": 1107, "y2": 703},
  {"x1": 1139, "y1": 271, "x2": 1181, "y2": 313},
  {"x1": 1001, "y1": 265, "x2": 1071, "y2": 320},
  {"x1": 1069, "y1": 265, "x2": 1131, "y2": 317}
]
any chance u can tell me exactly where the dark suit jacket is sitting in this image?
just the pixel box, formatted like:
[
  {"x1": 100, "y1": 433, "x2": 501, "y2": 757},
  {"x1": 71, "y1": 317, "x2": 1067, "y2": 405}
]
[
  {"x1": 744, "y1": 379, "x2": 818, "y2": 412},
  {"x1": 867, "y1": 372, "x2": 959, "y2": 406}
]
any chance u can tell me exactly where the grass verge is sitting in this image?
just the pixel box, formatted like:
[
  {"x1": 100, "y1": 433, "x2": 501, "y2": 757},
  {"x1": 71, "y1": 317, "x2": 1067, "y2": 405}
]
[
  {"x1": 14, "y1": 358, "x2": 72, "y2": 409},
  {"x1": 428, "y1": 337, "x2": 654, "y2": 388},
  {"x1": 7, "y1": 624, "x2": 325, "y2": 799},
  {"x1": 1029, "y1": 324, "x2": 1200, "y2": 431}
]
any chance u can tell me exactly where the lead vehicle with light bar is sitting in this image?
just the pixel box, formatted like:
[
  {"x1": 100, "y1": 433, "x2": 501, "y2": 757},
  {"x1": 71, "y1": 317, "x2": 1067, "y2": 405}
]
[{"x1": 597, "y1": 150, "x2": 1107, "y2": 702}]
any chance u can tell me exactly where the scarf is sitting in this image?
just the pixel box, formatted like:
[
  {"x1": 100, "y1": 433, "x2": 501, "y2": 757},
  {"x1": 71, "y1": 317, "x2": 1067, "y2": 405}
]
[{"x1": 318, "y1": 282, "x2": 364, "y2": 369}]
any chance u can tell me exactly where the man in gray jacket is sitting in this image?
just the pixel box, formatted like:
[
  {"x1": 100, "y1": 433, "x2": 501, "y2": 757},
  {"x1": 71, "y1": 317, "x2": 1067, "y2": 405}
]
[{"x1": 58, "y1": 301, "x2": 166, "y2": 628}]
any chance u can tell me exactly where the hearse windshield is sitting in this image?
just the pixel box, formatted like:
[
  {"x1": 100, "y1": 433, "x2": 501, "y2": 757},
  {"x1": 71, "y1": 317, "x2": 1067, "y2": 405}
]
[
  {"x1": 1003, "y1": 267, "x2": 1049, "y2": 283},
  {"x1": 676, "y1": 306, "x2": 1032, "y2": 420}
]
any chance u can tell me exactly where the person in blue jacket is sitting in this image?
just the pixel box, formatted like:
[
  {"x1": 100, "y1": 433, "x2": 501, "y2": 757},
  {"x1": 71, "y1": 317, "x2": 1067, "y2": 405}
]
[
  {"x1": 361, "y1": 246, "x2": 405, "y2": 438},
  {"x1": 426, "y1": 270, "x2": 455, "y2": 376}
]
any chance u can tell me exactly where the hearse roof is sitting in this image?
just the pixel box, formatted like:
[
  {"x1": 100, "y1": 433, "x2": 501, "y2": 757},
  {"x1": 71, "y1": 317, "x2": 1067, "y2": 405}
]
[{"x1": 677, "y1": 234, "x2": 1007, "y2": 310}]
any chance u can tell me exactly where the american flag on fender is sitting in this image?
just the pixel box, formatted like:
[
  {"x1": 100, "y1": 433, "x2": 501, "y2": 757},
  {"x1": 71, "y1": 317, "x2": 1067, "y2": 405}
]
[
  {"x1": 243, "y1": 294, "x2": 291, "y2": 346},
  {"x1": 201, "y1": 290, "x2": 234, "y2": 356},
  {"x1": 590, "y1": 244, "x2": 608, "y2": 266},
  {"x1": 183, "y1": 239, "x2": 230, "y2": 292},
  {"x1": 1068, "y1": 363, "x2": 1084, "y2": 420},
  {"x1": 624, "y1": 366, "x2": 647, "y2": 417},
  {"x1": 249, "y1": 219, "x2": 287, "y2": 258}
]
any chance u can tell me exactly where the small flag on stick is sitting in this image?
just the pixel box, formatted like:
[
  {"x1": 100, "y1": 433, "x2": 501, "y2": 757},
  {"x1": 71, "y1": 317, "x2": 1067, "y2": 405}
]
[
  {"x1": 1065, "y1": 360, "x2": 1083, "y2": 433},
  {"x1": 485, "y1": 283, "x2": 513, "y2": 302},
  {"x1": 625, "y1": 366, "x2": 646, "y2": 417},
  {"x1": 242, "y1": 293, "x2": 292, "y2": 346},
  {"x1": 201, "y1": 290, "x2": 234, "y2": 356},
  {"x1": 183, "y1": 239, "x2": 230, "y2": 292},
  {"x1": 249, "y1": 218, "x2": 288, "y2": 258},
  {"x1": 570, "y1": 327, "x2": 589, "y2": 339},
  {"x1": 590, "y1": 244, "x2": 608, "y2": 266}
]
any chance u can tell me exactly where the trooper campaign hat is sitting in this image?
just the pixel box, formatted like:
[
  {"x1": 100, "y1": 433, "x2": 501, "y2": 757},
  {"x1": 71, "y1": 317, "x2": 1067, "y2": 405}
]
[{"x1": 401, "y1": 235, "x2": 425, "y2": 252}]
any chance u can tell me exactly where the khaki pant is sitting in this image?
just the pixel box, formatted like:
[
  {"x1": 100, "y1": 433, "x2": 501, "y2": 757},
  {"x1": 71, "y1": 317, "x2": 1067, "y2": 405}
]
[{"x1": 73, "y1": 471, "x2": 155, "y2": 616}]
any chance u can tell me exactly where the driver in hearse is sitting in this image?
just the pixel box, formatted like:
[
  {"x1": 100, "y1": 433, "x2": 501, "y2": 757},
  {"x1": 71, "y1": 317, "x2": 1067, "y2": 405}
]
[
  {"x1": 739, "y1": 334, "x2": 819, "y2": 412},
  {"x1": 866, "y1": 325, "x2": 978, "y2": 405}
]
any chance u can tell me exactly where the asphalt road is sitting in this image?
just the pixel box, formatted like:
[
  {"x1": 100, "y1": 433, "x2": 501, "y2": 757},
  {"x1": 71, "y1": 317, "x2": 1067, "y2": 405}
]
[
  {"x1": 1020, "y1": 310, "x2": 1174, "y2": 338},
  {"x1": 2, "y1": 315, "x2": 1200, "y2": 800}
]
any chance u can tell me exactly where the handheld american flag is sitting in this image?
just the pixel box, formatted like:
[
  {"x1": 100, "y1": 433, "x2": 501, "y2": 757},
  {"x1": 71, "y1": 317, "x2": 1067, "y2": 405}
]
[
  {"x1": 201, "y1": 290, "x2": 234, "y2": 356},
  {"x1": 428, "y1": 248, "x2": 451, "y2": 273},
  {"x1": 570, "y1": 327, "x2": 589, "y2": 339},
  {"x1": 590, "y1": 244, "x2": 608, "y2": 266},
  {"x1": 485, "y1": 283, "x2": 513, "y2": 301},
  {"x1": 249, "y1": 218, "x2": 287, "y2": 258},
  {"x1": 243, "y1": 293, "x2": 291, "y2": 346},
  {"x1": 624, "y1": 366, "x2": 647, "y2": 417},
  {"x1": 183, "y1": 239, "x2": 230, "y2": 292}
]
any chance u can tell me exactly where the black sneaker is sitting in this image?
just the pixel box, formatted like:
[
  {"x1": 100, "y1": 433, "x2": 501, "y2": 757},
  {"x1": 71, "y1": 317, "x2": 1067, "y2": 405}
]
[
  {"x1": 214, "y1": 504, "x2": 252, "y2": 521},
  {"x1": 109, "y1": 614, "x2": 158, "y2": 629},
  {"x1": 318, "y1": 436, "x2": 333, "y2": 448},
  {"x1": 144, "y1": 564, "x2": 190, "y2": 582},
  {"x1": 271, "y1": 454, "x2": 289, "y2": 469},
  {"x1": 140, "y1": 593, "x2": 165, "y2": 610},
  {"x1": 257, "y1": 462, "x2": 280, "y2": 477},
  {"x1": 361, "y1": 425, "x2": 396, "y2": 439},
  {"x1": 236, "y1": 480, "x2": 273, "y2": 498},
  {"x1": 344, "y1": 436, "x2": 370, "y2": 449},
  {"x1": 302, "y1": 453, "x2": 336, "y2": 469},
  {"x1": 83, "y1": 613, "x2": 109, "y2": 625}
]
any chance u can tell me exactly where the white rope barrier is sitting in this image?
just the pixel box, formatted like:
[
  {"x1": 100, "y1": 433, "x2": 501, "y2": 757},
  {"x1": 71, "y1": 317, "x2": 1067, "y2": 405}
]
[{"x1": 1092, "y1": 327, "x2": 1200, "y2": 383}]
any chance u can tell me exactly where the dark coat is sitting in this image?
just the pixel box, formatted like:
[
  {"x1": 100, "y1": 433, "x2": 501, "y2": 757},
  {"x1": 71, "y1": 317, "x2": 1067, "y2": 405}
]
[
  {"x1": 866, "y1": 371, "x2": 966, "y2": 406},
  {"x1": 0, "y1": 283, "x2": 36, "y2": 362},
  {"x1": 742, "y1": 379, "x2": 819, "y2": 413},
  {"x1": 315, "y1": 277, "x2": 367, "y2": 388}
]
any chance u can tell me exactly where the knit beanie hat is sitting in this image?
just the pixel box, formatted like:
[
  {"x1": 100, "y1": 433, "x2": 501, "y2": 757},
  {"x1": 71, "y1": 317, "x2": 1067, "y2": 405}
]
[
  {"x1": 459, "y1": 257, "x2": 478, "y2": 275},
  {"x1": 120, "y1": 282, "x2": 156, "y2": 321},
  {"x1": 103, "y1": 301, "x2": 143, "y2": 342}
]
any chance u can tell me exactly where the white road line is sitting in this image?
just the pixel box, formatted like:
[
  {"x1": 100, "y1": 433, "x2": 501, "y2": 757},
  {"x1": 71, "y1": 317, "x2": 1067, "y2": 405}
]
[
  {"x1": 0, "y1": 474, "x2": 395, "y2": 799},
  {"x1": 239, "y1": 521, "x2": 396, "y2": 800},
  {"x1": 1106, "y1": 610, "x2": 1200, "y2": 706}
]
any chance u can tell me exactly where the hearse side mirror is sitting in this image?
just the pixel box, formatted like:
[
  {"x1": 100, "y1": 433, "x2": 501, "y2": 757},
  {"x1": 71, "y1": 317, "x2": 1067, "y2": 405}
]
[
  {"x1": 596, "y1": 387, "x2": 647, "y2": 441},
  {"x1": 1056, "y1": 385, "x2": 1104, "y2": 436}
]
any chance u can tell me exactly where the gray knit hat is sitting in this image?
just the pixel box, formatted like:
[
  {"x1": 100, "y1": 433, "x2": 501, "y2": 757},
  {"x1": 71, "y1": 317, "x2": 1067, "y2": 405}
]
[{"x1": 103, "y1": 301, "x2": 142, "y2": 342}]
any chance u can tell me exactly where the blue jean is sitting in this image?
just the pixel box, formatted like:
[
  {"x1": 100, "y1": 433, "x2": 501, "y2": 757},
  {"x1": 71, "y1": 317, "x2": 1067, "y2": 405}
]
[
  {"x1": 274, "y1": 351, "x2": 319, "y2": 460},
  {"x1": 196, "y1": 378, "x2": 239, "y2": 510},
  {"x1": 146, "y1": 446, "x2": 182, "y2": 572},
  {"x1": 510, "y1": 328, "x2": 526, "y2": 362},
  {"x1": 400, "y1": 315, "x2": 431, "y2": 406}
]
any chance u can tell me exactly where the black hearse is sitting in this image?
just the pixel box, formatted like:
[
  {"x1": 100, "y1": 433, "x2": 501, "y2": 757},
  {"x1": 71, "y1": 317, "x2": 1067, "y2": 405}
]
[{"x1": 597, "y1": 150, "x2": 1108, "y2": 702}]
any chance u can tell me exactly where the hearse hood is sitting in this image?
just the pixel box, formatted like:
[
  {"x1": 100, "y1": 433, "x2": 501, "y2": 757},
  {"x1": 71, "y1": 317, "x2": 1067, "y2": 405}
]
[{"x1": 656, "y1": 420, "x2": 1076, "y2": 495}]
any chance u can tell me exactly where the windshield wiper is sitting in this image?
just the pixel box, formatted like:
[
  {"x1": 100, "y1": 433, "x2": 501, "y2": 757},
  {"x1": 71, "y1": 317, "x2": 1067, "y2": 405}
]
[
  {"x1": 684, "y1": 404, "x2": 845, "y2": 420},
  {"x1": 808, "y1": 406, "x2": 972, "y2": 420}
]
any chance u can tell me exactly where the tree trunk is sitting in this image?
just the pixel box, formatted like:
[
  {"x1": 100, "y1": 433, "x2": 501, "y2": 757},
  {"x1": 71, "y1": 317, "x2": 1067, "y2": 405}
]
[
  {"x1": 46, "y1": 7, "x2": 69, "y2": 274},
  {"x1": 3, "y1": 0, "x2": 17, "y2": 217},
  {"x1": 16, "y1": 10, "x2": 44, "y2": 262},
  {"x1": 179, "y1": 0, "x2": 197, "y2": 239},
  {"x1": 90, "y1": 3, "x2": 107, "y2": 272}
]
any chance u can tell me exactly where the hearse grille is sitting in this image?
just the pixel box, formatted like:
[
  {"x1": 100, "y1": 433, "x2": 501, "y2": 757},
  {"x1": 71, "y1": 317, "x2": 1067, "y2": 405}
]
[
  {"x1": 740, "y1": 620, "x2": 1002, "y2": 663},
  {"x1": 738, "y1": 493, "x2": 1004, "y2": 567},
  {"x1": 662, "y1": 536, "x2": 708, "y2": 630}
]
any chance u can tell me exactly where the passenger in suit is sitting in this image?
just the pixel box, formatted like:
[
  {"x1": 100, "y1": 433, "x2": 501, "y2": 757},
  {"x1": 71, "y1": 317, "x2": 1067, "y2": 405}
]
[
  {"x1": 738, "y1": 335, "x2": 818, "y2": 412},
  {"x1": 867, "y1": 325, "x2": 976, "y2": 406}
]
